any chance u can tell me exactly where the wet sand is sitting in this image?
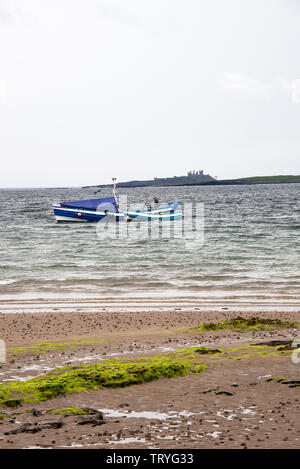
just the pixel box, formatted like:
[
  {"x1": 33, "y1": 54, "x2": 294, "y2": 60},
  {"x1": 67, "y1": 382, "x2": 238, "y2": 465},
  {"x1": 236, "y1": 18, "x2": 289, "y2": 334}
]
[{"x1": 0, "y1": 299, "x2": 299, "y2": 449}]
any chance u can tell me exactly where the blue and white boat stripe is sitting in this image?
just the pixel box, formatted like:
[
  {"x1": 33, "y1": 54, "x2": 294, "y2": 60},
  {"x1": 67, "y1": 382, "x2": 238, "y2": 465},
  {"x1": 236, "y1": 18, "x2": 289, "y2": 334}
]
[{"x1": 53, "y1": 203, "x2": 182, "y2": 222}]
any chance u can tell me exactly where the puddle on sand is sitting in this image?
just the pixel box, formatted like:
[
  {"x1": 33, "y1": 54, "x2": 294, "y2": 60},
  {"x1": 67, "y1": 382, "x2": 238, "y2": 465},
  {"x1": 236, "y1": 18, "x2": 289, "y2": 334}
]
[
  {"x1": 207, "y1": 431, "x2": 222, "y2": 439},
  {"x1": 99, "y1": 409, "x2": 202, "y2": 420},
  {"x1": 67, "y1": 355, "x2": 104, "y2": 363},
  {"x1": 24, "y1": 446, "x2": 53, "y2": 449},
  {"x1": 1, "y1": 363, "x2": 65, "y2": 382},
  {"x1": 239, "y1": 406, "x2": 256, "y2": 415},
  {"x1": 98, "y1": 409, "x2": 175, "y2": 420},
  {"x1": 57, "y1": 440, "x2": 148, "y2": 448},
  {"x1": 216, "y1": 411, "x2": 236, "y2": 421},
  {"x1": 109, "y1": 437, "x2": 146, "y2": 445}
]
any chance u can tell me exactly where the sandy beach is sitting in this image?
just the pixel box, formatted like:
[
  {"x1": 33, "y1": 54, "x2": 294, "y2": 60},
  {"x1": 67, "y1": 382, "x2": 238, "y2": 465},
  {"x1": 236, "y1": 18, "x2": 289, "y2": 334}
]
[{"x1": 0, "y1": 298, "x2": 299, "y2": 449}]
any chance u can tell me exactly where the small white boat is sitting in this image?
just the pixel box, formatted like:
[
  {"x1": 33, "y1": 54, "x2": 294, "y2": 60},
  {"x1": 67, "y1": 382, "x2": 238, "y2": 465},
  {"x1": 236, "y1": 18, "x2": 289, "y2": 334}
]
[{"x1": 123, "y1": 202, "x2": 182, "y2": 221}]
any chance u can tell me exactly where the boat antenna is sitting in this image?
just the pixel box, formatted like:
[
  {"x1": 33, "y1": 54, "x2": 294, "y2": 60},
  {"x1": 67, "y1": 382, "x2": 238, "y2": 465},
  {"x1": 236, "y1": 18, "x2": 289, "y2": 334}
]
[{"x1": 112, "y1": 177, "x2": 118, "y2": 208}]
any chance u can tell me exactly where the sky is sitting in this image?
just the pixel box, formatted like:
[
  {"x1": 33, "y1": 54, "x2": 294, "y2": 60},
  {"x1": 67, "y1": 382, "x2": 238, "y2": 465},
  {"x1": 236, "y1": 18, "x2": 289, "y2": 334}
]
[{"x1": 0, "y1": 0, "x2": 299, "y2": 188}]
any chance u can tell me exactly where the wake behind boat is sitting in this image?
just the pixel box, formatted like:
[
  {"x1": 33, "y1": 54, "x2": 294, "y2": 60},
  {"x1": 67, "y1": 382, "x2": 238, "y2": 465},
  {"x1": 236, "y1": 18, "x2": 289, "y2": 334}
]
[{"x1": 53, "y1": 179, "x2": 182, "y2": 222}]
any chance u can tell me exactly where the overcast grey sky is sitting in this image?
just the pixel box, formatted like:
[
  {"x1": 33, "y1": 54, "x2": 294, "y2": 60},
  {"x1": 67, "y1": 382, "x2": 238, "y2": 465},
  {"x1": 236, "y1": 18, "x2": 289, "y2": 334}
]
[{"x1": 0, "y1": 0, "x2": 299, "y2": 187}]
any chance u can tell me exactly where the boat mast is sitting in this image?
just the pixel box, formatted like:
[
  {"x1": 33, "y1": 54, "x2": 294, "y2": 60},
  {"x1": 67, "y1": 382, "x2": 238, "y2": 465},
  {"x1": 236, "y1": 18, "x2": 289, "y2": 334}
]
[{"x1": 112, "y1": 177, "x2": 118, "y2": 208}]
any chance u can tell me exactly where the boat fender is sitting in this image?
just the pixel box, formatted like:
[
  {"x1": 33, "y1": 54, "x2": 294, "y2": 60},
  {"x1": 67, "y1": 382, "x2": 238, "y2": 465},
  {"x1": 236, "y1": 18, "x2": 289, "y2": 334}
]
[{"x1": 78, "y1": 213, "x2": 82, "y2": 217}]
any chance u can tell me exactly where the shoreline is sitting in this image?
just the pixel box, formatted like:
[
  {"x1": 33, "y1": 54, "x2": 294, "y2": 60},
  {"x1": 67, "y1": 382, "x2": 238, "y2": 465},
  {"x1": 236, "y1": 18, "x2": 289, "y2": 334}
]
[
  {"x1": 0, "y1": 296, "x2": 299, "y2": 314},
  {"x1": 1, "y1": 298, "x2": 300, "y2": 346}
]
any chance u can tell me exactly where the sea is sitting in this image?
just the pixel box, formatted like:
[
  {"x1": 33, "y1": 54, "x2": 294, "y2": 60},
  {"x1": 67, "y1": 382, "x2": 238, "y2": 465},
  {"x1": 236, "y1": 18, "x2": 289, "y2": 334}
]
[{"x1": 0, "y1": 183, "x2": 299, "y2": 306}]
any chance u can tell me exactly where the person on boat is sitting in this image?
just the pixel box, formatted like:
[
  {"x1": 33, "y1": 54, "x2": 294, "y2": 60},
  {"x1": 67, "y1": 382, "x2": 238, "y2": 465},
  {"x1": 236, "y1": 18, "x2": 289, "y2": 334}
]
[{"x1": 147, "y1": 196, "x2": 159, "y2": 211}]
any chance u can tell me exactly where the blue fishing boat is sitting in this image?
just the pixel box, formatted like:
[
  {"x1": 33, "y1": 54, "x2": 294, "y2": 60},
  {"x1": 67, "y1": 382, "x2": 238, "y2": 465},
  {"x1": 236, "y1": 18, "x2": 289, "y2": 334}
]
[
  {"x1": 53, "y1": 179, "x2": 182, "y2": 222},
  {"x1": 53, "y1": 196, "x2": 120, "y2": 222}
]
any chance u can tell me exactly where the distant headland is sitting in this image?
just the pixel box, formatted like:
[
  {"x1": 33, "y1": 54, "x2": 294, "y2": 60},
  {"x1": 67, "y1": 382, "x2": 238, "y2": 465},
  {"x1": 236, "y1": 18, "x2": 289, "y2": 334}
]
[{"x1": 83, "y1": 171, "x2": 300, "y2": 189}]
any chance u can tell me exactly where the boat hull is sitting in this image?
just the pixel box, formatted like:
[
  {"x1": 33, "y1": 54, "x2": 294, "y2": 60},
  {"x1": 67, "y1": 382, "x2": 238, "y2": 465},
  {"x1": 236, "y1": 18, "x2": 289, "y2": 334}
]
[
  {"x1": 53, "y1": 205, "x2": 108, "y2": 222},
  {"x1": 123, "y1": 211, "x2": 182, "y2": 221},
  {"x1": 53, "y1": 202, "x2": 182, "y2": 222}
]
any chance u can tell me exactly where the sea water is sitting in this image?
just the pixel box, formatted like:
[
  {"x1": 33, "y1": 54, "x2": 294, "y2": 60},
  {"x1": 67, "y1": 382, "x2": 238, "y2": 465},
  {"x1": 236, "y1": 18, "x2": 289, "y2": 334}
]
[{"x1": 0, "y1": 184, "x2": 299, "y2": 302}]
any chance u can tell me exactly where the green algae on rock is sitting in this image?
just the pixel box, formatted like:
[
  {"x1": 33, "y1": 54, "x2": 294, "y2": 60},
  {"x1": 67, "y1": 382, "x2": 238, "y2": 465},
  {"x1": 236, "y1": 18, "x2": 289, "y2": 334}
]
[
  {"x1": 265, "y1": 377, "x2": 300, "y2": 387},
  {"x1": 176, "y1": 343, "x2": 293, "y2": 362},
  {"x1": 0, "y1": 398, "x2": 23, "y2": 408},
  {"x1": 189, "y1": 317, "x2": 298, "y2": 332},
  {"x1": 10, "y1": 339, "x2": 105, "y2": 357},
  {"x1": 0, "y1": 355, "x2": 207, "y2": 408},
  {"x1": 193, "y1": 347, "x2": 222, "y2": 354},
  {"x1": 47, "y1": 407, "x2": 91, "y2": 416}
]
